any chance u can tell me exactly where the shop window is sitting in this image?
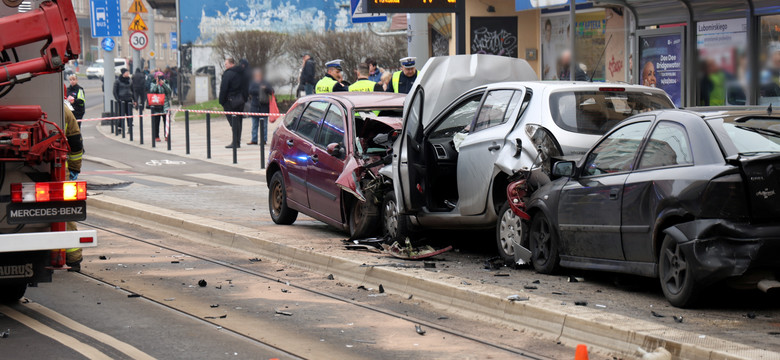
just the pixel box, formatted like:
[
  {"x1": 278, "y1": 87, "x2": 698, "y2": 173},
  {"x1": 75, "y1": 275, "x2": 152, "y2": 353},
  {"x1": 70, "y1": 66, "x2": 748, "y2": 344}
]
[{"x1": 760, "y1": 14, "x2": 780, "y2": 105}]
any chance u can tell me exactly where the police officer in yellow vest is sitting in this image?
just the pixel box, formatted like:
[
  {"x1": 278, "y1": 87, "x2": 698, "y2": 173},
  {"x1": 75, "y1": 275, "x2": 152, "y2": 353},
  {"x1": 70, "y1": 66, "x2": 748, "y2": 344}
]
[
  {"x1": 315, "y1": 60, "x2": 349, "y2": 94},
  {"x1": 349, "y1": 63, "x2": 383, "y2": 92},
  {"x1": 386, "y1": 57, "x2": 419, "y2": 94}
]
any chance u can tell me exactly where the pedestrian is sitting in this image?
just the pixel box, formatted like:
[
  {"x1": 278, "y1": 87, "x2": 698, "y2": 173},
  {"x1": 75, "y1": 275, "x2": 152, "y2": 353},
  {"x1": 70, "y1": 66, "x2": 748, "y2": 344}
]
[
  {"x1": 148, "y1": 71, "x2": 172, "y2": 142},
  {"x1": 219, "y1": 57, "x2": 247, "y2": 148},
  {"x1": 131, "y1": 68, "x2": 147, "y2": 115},
  {"x1": 316, "y1": 59, "x2": 349, "y2": 93},
  {"x1": 366, "y1": 58, "x2": 382, "y2": 82},
  {"x1": 558, "y1": 50, "x2": 588, "y2": 81},
  {"x1": 380, "y1": 72, "x2": 392, "y2": 91},
  {"x1": 170, "y1": 67, "x2": 178, "y2": 96},
  {"x1": 62, "y1": 102, "x2": 84, "y2": 272},
  {"x1": 113, "y1": 68, "x2": 135, "y2": 128},
  {"x1": 300, "y1": 53, "x2": 316, "y2": 95},
  {"x1": 349, "y1": 63, "x2": 383, "y2": 92},
  {"x1": 247, "y1": 68, "x2": 274, "y2": 146},
  {"x1": 66, "y1": 74, "x2": 85, "y2": 127},
  {"x1": 387, "y1": 57, "x2": 418, "y2": 94}
]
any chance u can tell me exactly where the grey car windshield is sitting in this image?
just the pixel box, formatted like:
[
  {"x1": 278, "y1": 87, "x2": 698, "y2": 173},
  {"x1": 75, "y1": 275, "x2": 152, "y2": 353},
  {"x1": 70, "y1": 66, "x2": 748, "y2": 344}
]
[
  {"x1": 550, "y1": 91, "x2": 674, "y2": 135},
  {"x1": 707, "y1": 119, "x2": 780, "y2": 155}
]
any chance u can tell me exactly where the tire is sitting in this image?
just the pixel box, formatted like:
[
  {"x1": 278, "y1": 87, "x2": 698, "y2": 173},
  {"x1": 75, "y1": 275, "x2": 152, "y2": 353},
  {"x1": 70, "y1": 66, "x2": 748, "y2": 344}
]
[
  {"x1": 496, "y1": 201, "x2": 524, "y2": 265},
  {"x1": 529, "y1": 212, "x2": 560, "y2": 274},
  {"x1": 0, "y1": 283, "x2": 26, "y2": 304},
  {"x1": 348, "y1": 199, "x2": 378, "y2": 239},
  {"x1": 268, "y1": 172, "x2": 298, "y2": 225},
  {"x1": 659, "y1": 235, "x2": 699, "y2": 308},
  {"x1": 382, "y1": 191, "x2": 413, "y2": 243}
]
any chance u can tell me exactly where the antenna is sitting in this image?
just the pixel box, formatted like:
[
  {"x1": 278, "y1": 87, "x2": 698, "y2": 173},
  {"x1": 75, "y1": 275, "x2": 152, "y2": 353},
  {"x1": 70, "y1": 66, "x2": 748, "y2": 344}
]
[{"x1": 589, "y1": 34, "x2": 613, "y2": 82}]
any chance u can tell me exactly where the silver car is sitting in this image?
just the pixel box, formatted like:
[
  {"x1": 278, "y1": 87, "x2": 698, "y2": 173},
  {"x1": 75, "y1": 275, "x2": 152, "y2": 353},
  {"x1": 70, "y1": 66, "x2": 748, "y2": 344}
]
[{"x1": 386, "y1": 55, "x2": 675, "y2": 263}]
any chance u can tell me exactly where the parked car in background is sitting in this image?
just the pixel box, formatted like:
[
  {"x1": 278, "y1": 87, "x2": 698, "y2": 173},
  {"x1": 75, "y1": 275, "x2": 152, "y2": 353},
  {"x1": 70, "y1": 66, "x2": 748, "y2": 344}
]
[
  {"x1": 521, "y1": 108, "x2": 780, "y2": 307},
  {"x1": 266, "y1": 92, "x2": 405, "y2": 239},
  {"x1": 86, "y1": 58, "x2": 128, "y2": 79},
  {"x1": 385, "y1": 55, "x2": 674, "y2": 263}
]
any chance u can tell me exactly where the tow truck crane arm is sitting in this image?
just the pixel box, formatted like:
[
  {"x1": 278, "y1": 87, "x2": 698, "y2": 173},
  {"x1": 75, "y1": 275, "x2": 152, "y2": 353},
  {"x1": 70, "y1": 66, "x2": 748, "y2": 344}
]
[{"x1": 0, "y1": 0, "x2": 80, "y2": 87}]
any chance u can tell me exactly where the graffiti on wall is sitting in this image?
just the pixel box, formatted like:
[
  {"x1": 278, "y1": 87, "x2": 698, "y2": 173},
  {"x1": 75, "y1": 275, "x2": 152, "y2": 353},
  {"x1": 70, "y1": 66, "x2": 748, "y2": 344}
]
[{"x1": 470, "y1": 17, "x2": 518, "y2": 58}]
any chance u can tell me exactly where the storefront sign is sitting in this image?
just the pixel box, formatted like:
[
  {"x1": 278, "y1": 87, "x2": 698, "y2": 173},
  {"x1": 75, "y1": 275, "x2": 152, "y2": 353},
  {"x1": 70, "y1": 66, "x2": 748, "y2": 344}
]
[
  {"x1": 470, "y1": 17, "x2": 518, "y2": 58},
  {"x1": 639, "y1": 33, "x2": 684, "y2": 106}
]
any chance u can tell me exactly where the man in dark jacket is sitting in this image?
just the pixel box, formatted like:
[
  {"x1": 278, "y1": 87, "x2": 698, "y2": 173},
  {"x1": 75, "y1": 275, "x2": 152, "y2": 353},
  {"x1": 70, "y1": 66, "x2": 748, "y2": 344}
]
[
  {"x1": 66, "y1": 74, "x2": 86, "y2": 125},
  {"x1": 247, "y1": 68, "x2": 274, "y2": 145},
  {"x1": 131, "y1": 68, "x2": 147, "y2": 114},
  {"x1": 300, "y1": 53, "x2": 316, "y2": 95},
  {"x1": 113, "y1": 68, "x2": 135, "y2": 130},
  {"x1": 219, "y1": 57, "x2": 247, "y2": 148}
]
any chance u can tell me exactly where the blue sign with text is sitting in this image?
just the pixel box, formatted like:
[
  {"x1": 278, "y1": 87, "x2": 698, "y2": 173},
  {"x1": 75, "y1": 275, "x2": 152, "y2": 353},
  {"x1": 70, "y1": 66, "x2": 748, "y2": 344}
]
[
  {"x1": 90, "y1": 0, "x2": 122, "y2": 37},
  {"x1": 170, "y1": 32, "x2": 178, "y2": 50}
]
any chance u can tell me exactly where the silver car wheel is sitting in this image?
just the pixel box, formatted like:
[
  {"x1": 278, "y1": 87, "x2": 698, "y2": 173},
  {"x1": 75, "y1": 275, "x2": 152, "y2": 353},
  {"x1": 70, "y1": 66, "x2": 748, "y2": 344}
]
[
  {"x1": 498, "y1": 208, "x2": 522, "y2": 257},
  {"x1": 384, "y1": 198, "x2": 398, "y2": 239}
]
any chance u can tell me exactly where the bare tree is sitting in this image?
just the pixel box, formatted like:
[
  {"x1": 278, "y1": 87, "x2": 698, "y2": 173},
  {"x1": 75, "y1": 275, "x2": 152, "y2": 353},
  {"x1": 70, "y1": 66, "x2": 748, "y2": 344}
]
[
  {"x1": 212, "y1": 30, "x2": 287, "y2": 70},
  {"x1": 286, "y1": 31, "x2": 406, "y2": 83}
]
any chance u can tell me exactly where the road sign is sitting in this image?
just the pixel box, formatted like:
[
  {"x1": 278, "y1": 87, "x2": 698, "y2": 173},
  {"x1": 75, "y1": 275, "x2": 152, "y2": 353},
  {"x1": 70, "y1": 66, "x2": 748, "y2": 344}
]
[
  {"x1": 90, "y1": 0, "x2": 122, "y2": 37},
  {"x1": 128, "y1": 0, "x2": 148, "y2": 13},
  {"x1": 170, "y1": 32, "x2": 178, "y2": 50},
  {"x1": 129, "y1": 13, "x2": 148, "y2": 31},
  {"x1": 101, "y1": 38, "x2": 115, "y2": 52},
  {"x1": 351, "y1": 0, "x2": 386, "y2": 24},
  {"x1": 366, "y1": 0, "x2": 458, "y2": 13},
  {"x1": 129, "y1": 31, "x2": 148, "y2": 51},
  {"x1": 149, "y1": 51, "x2": 155, "y2": 58}
]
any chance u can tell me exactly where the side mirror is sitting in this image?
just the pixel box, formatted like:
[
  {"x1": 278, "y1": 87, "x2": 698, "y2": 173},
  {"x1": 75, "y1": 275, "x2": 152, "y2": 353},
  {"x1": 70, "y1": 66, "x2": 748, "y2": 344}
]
[
  {"x1": 552, "y1": 161, "x2": 575, "y2": 178},
  {"x1": 326, "y1": 143, "x2": 345, "y2": 158}
]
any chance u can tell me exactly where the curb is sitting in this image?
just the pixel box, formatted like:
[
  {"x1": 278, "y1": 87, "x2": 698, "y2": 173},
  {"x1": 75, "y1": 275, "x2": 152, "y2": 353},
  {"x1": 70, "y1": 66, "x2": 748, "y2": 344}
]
[{"x1": 87, "y1": 195, "x2": 774, "y2": 360}]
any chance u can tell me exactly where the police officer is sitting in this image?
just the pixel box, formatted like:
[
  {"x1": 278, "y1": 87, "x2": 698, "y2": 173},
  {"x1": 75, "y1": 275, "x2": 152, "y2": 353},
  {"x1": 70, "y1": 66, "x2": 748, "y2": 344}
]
[
  {"x1": 315, "y1": 60, "x2": 349, "y2": 93},
  {"x1": 387, "y1": 57, "x2": 419, "y2": 94},
  {"x1": 349, "y1": 63, "x2": 383, "y2": 92}
]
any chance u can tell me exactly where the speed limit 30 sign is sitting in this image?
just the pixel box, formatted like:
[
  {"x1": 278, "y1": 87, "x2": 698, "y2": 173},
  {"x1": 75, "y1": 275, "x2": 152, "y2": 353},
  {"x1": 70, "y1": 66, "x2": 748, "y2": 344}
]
[{"x1": 129, "y1": 31, "x2": 148, "y2": 51}]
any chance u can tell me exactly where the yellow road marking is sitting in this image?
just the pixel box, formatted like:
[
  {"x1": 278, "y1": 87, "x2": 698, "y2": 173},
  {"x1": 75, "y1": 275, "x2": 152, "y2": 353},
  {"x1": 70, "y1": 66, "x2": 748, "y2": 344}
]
[
  {"x1": 21, "y1": 302, "x2": 156, "y2": 360},
  {"x1": 0, "y1": 304, "x2": 112, "y2": 360}
]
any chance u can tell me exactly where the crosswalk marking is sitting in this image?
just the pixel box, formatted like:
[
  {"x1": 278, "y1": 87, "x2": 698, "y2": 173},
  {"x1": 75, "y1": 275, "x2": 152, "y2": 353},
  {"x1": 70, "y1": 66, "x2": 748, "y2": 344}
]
[{"x1": 185, "y1": 173, "x2": 264, "y2": 186}]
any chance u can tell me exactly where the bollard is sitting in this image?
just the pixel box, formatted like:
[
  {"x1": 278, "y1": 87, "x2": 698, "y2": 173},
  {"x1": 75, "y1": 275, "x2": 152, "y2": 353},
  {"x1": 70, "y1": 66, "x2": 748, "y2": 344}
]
[
  {"x1": 139, "y1": 110, "x2": 144, "y2": 145},
  {"x1": 260, "y1": 119, "x2": 266, "y2": 169},
  {"x1": 151, "y1": 111, "x2": 156, "y2": 149},
  {"x1": 206, "y1": 113, "x2": 211, "y2": 159},
  {"x1": 121, "y1": 101, "x2": 126, "y2": 139},
  {"x1": 126, "y1": 101, "x2": 133, "y2": 142},
  {"x1": 109, "y1": 100, "x2": 115, "y2": 134},
  {"x1": 114, "y1": 101, "x2": 121, "y2": 136},
  {"x1": 167, "y1": 113, "x2": 172, "y2": 151},
  {"x1": 185, "y1": 111, "x2": 190, "y2": 155}
]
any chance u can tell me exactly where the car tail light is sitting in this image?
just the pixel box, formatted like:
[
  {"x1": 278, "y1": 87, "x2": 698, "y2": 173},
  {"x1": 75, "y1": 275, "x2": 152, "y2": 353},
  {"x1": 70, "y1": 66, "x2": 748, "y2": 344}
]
[
  {"x1": 11, "y1": 182, "x2": 87, "y2": 203},
  {"x1": 599, "y1": 87, "x2": 625, "y2": 92}
]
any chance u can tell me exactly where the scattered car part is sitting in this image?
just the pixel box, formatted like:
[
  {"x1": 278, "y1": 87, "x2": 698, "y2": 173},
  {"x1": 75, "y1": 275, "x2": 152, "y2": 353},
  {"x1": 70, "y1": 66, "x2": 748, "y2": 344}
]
[
  {"x1": 414, "y1": 324, "x2": 426, "y2": 335},
  {"x1": 384, "y1": 240, "x2": 453, "y2": 260}
]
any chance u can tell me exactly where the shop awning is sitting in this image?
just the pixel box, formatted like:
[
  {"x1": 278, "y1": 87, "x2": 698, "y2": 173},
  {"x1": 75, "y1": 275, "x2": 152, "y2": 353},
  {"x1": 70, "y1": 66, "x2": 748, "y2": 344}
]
[{"x1": 593, "y1": 0, "x2": 779, "y2": 26}]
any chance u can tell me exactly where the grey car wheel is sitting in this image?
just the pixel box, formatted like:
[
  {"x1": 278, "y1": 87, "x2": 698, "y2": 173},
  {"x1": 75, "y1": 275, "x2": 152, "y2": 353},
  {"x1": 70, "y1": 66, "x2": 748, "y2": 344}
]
[
  {"x1": 529, "y1": 212, "x2": 559, "y2": 274},
  {"x1": 659, "y1": 235, "x2": 699, "y2": 307},
  {"x1": 496, "y1": 202, "x2": 522, "y2": 264}
]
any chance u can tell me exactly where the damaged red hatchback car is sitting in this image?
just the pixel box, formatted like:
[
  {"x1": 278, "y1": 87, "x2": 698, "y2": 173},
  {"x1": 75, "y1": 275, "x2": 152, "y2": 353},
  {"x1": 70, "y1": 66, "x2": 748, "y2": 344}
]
[{"x1": 266, "y1": 92, "x2": 404, "y2": 238}]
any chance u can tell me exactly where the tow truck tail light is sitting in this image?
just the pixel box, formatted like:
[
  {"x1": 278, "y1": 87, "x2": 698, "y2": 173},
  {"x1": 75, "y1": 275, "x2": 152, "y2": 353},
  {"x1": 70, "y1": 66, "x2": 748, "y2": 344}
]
[{"x1": 11, "y1": 182, "x2": 87, "y2": 203}]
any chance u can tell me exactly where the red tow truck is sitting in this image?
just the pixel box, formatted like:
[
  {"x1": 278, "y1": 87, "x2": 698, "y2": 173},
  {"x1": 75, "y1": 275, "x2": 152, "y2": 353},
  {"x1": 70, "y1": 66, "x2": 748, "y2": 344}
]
[{"x1": 0, "y1": 0, "x2": 96, "y2": 302}]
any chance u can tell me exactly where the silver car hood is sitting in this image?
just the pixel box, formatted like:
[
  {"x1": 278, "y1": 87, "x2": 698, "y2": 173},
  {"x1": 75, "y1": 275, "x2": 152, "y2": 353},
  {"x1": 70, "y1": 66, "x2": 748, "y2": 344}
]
[{"x1": 405, "y1": 54, "x2": 538, "y2": 128}]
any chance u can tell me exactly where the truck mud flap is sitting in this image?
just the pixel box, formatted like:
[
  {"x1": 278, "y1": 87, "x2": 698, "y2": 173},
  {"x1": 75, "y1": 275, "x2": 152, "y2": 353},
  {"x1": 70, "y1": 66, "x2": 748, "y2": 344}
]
[{"x1": 0, "y1": 251, "x2": 51, "y2": 284}]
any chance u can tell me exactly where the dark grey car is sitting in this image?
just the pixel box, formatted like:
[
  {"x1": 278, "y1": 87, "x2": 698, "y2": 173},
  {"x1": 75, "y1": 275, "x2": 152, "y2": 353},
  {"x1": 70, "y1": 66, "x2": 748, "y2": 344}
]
[{"x1": 522, "y1": 109, "x2": 780, "y2": 307}]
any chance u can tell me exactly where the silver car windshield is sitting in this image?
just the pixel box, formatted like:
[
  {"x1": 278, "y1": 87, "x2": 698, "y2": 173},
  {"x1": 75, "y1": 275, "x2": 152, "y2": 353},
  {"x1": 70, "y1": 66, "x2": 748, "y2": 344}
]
[{"x1": 550, "y1": 91, "x2": 674, "y2": 135}]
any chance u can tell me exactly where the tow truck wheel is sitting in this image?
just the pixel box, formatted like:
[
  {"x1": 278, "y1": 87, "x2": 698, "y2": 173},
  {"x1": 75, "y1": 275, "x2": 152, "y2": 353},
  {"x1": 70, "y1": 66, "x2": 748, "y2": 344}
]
[
  {"x1": 269, "y1": 172, "x2": 298, "y2": 225},
  {"x1": 0, "y1": 283, "x2": 26, "y2": 303},
  {"x1": 659, "y1": 235, "x2": 699, "y2": 308},
  {"x1": 496, "y1": 202, "x2": 523, "y2": 265},
  {"x1": 348, "y1": 200, "x2": 377, "y2": 240},
  {"x1": 529, "y1": 212, "x2": 559, "y2": 274},
  {"x1": 382, "y1": 191, "x2": 413, "y2": 243}
]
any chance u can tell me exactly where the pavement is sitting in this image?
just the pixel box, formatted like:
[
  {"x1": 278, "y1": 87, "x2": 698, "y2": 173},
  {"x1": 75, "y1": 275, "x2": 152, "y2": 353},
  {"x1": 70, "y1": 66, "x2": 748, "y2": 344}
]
[{"x1": 70, "y1": 79, "x2": 780, "y2": 360}]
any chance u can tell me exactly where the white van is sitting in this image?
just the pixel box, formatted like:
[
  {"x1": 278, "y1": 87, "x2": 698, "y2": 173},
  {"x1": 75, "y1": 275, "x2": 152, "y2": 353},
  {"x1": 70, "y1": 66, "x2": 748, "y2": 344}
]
[{"x1": 85, "y1": 58, "x2": 129, "y2": 79}]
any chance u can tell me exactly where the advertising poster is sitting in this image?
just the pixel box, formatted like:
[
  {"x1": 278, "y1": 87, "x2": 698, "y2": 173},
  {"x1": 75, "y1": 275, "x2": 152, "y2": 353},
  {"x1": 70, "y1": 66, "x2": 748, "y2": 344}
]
[
  {"x1": 697, "y1": 18, "x2": 747, "y2": 105},
  {"x1": 470, "y1": 17, "x2": 519, "y2": 58},
  {"x1": 639, "y1": 33, "x2": 683, "y2": 106},
  {"x1": 574, "y1": 11, "x2": 606, "y2": 81},
  {"x1": 540, "y1": 14, "x2": 570, "y2": 80},
  {"x1": 540, "y1": 11, "x2": 607, "y2": 80}
]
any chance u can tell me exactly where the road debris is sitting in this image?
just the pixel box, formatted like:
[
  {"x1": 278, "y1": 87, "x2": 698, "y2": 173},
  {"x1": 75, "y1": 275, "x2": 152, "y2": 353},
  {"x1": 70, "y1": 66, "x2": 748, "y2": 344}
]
[
  {"x1": 461, "y1": 280, "x2": 472, "y2": 286},
  {"x1": 437, "y1": 316, "x2": 449, "y2": 320},
  {"x1": 494, "y1": 273, "x2": 510, "y2": 277},
  {"x1": 248, "y1": 257, "x2": 262, "y2": 262},
  {"x1": 281, "y1": 289, "x2": 289, "y2": 293},
  {"x1": 378, "y1": 284, "x2": 385, "y2": 293},
  {"x1": 205, "y1": 315, "x2": 228, "y2": 319},
  {"x1": 746, "y1": 313, "x2": 757, "y2": 319},
  {"x1": 574, "y1": 301, "x2": 588, "y2": 306},
  {"x1": 171, "y1": 260, "x2": 180, "y2": 264},
  {"x1": 98, "y1": 255, "x2": 107, "y2": 260},
  {"x1": 415, "y1": 324, "x2": 426, "y2": 335},
  {"x1": 0, "y1": 329, "x2": 9, "y2": 338},
  {"x1": 523, "y1": 285, "x2": 538, "y2": 290},
  {"x1": 424, "y1": 262, "x2": 436, "y2": 268},
  {"x1": 357, "y1": 285, "x2": 372, "y2": 291},
  {"x1": 164, "y1": 298, "x2": 175, "y2": 301},
  {"x1": 595, "y1": 304, "x2": 607, "y2": 309},
  {"x1": 651, "y1": 311, "x2": 665, "y2": 318},
  {"x1": 673, "y1": 315, "x2": 684, "y2": 323},
  {"x1": 210, "y1": 304, "x2": 219, "y2": 308},
  {"x1": 484, "y1": 257, "x2": 504, "y2": 270},
  {"x1": 352, "y1": 339, "x2": 376, "y2": 344},
  {"x1": 532, "y1": 280, "x2": 540, "y2": 284},
  {"x1": 360, "y1": 263, "x2": 420, "y2": 268},
  {"x1": 127, "y1": 294, "x2": 141, "y2": 298},
  {"x1": 198, "y1": 279, "x2": 207, "y2": 287},
  {"x1": 275, "y1": 310, "x2": 293, "y2": 316},
  {"x1": 507, "y1": 295, "x2": 530, "y2": 302},
  {"x1": 568, "y1": 276, "x2": 584, "y2": 283},
  {"x1": 384, "y1": 240, "x2": 453, "y2": 260},
  {"x1": 327, "y1": 274, "x2": 335, "y2": 280},
  {"x1": 551, "y1": 291, "x2": 567, "y2": 295}
]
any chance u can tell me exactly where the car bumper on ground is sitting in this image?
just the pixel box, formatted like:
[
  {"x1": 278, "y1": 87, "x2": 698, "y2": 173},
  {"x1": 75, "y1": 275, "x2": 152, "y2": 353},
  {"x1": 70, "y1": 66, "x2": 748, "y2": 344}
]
[{"x1": 665, "y1": 219, "x2": 780, "y2": 286}]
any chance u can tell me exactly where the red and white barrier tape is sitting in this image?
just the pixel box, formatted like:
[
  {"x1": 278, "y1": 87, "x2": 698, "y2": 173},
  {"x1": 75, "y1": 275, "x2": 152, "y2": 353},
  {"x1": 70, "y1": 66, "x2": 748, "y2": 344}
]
[{"x1": 77, "y1": 109, "x2": 286, "y2": 123}]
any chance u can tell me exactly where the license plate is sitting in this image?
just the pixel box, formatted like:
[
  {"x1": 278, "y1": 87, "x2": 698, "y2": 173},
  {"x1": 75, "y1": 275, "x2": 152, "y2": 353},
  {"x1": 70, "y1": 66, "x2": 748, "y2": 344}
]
[{"x1": 7, "y1": 201, "x2": 87, "y2": 224}]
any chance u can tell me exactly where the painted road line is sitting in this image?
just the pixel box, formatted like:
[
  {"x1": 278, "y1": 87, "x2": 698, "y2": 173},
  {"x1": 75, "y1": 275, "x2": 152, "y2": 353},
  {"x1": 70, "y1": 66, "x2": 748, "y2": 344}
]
[
  {"x1": 82, "y1": 175, "x2": 129, "y2": 185},
  {"x1": 185, "y1": 173, "x2": 264, "y2": 186},
  {"x1": 132, "y1": 174, "x2": 200, "y2": 187},
  {"x1": 83, "y1": 155, "x2": 132, "y2": 169},
  {"x1": 21, "y1": 302, "x2": 156, "y2": 360},
  {"x1": 0, "y1": 305, "x2": 113, "y2": 360}
]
